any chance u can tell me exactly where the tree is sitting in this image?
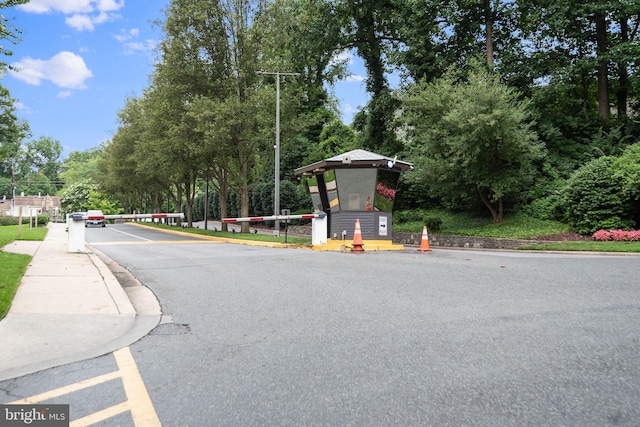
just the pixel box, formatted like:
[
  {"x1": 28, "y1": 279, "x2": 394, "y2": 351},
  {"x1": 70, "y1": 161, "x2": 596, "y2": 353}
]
[
  {"x1": 613, "y1": 142, "x2": 640, "y2": 226},
  {"x1": 401, "y1": 61, "x2": 545, "y2": 222},
  {"x1": 254, "y1": 0, "x2": 346, "y2": 181},
  {"x1": 19, "y1": 136, "x2": 63, "y2": 192},
  {"x1": 58, "y1": 182, "x2": 120, "y2": 215},
  {"x1": 563, "y1": 156, "x2": 632, "y2": 234},
  {"x1": 0, "y1": 85, "x2": 29, "y2": 164},
  {"x1": 0, "y1": 0, "x2": 29, "y2": 70},
  {"x1": 61, "y1": 147, "x2": 102, "y2": 186},
  {"x1": 518, "y1": 0, "x2": 640, "y2": 122},
  {"x1": 335, "y1": 0, "x2": 403, "y2": 154}
]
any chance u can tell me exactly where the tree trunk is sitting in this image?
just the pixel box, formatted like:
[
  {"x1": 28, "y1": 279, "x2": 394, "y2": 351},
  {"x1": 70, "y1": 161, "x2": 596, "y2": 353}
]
[
  {"x1": 617, "y1": 16, "x2": 629, "y2": 118},
  {"x1": 478, "y1": 187, "x2": 502, "y2": 223},
  {"x1": 182, "y1": 172, "x2": 197, "y2": 228},
  {"x1": 595, "y1": 13, "x2": 610, "y2": 121},
  {"x1": 240, "y1": 160, "x2": 250, "y2": 233},
  {"x1": 484, "y1": 0, "x2": 494, "y2": 65},
  {"x1": 176, "y1": 184, "x2": 183, "y2": 227},
  {"x1": 218, "y1": 172, "x2": 229, "y2": 232}
]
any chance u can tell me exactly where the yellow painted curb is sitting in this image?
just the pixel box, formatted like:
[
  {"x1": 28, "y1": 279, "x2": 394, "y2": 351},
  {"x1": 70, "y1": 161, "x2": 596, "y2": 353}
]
[
  {"x1": 312, "y1": 239, "x2": 405, "y2": 251},
  {"x1": 128, "y1": 222, "x2": 312, "y2": 249}
]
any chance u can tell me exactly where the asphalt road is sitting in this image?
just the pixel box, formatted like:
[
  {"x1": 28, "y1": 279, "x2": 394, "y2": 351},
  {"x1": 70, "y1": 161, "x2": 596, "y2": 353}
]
[{"x1": 5, "y1": 224, "x2": 640, "y2": 426}]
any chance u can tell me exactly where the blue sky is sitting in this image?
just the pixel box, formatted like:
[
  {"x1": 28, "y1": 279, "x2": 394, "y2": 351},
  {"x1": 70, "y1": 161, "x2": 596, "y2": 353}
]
[{"x1": 2, "y1": 0, "x2": 370, "y2": 159}]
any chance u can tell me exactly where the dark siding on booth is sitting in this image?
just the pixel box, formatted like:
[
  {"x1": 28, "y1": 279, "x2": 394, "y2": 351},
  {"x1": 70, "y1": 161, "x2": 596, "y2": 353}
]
[{"x1": 329, "y1": 212, "x2": 392, "y2": 241}]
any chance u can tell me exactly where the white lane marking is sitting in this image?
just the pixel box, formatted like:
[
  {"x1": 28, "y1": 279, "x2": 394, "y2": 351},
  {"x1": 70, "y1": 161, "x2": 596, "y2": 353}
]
[{"x1": 109, "y1": 226, "x2": 153, "y2": 241}]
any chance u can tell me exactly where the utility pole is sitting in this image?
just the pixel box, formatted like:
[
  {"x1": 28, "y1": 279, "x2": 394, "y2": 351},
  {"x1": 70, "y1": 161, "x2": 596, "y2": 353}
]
[{"x1": 256, "y1": 71, "x2": 299, "y2": 236}]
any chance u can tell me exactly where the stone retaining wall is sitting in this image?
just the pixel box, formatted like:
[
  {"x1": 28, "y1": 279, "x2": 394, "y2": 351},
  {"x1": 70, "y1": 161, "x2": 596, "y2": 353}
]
[
  {"x1": 289, "y1": 224, "x2": 547, "y2": 249},
  {"x1": 393, "y1": 231, "x2": 547, "y2": 250}
]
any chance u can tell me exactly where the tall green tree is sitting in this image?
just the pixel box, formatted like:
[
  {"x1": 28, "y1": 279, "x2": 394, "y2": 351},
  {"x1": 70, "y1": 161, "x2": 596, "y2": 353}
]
[
  {"x1": 61, "y1": 147, "x2": 102, "y2": 186},
  {"x1": 333, "y1": 0, "x2": 405, "y2": 154},
  {"x1": 519, "y1": 0, "x2": 640, "y2": 122},
  {"x1": 20, "y1": 136, "x2": 63, "y2": 190},
  {"x1": 0, "y1": 85, "x2": 30, "y2": 200},
  {"x1": 254, "y1": 0, "x2": 346, "y2": 179},
  {"x1": 0, "y1": 85, "x2": 29, "y2": 164},
  {"x1": 0, "y1": 0, "x2": 29, "y2": 70},
  {"x1": 401, "y1": 61, "x2": 545, "y2": 222}
]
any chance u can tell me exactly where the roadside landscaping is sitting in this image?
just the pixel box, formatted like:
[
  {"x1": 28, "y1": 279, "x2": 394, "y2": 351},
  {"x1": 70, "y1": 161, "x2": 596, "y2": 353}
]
[
  {"x1": 141, "y1": 222, "x2": 312, "y2": 244},
  {"x1": 146, "y1": 211, "x2": 640, "y2": 253},
  {"x1": 0, "y1": 225, "x2": 48, "y2": 320}
]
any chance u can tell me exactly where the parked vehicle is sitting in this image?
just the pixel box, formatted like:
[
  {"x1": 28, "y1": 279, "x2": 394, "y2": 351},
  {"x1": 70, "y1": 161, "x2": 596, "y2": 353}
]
[{"x1": 86, "y1": 210, "x2": 106, "y2": 227}]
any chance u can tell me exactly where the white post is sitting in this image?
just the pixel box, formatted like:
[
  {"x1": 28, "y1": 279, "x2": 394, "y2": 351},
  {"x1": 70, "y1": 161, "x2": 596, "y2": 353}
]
[
  {"x1": 312, "y1": 215, "x2": 327, "y2": 245},
  {"x1": 67, "y1": 213, "x2": 86, "y2": 253}
]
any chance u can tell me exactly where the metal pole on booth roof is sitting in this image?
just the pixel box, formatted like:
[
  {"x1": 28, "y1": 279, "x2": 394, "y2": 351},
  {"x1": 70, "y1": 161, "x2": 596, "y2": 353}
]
[{"x1": 256, "y1": 70, "x2": 299, "y2": 236}]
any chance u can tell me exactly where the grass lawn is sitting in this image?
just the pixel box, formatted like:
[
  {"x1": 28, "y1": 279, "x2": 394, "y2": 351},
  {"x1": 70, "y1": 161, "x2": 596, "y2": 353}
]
[
  {"x1": 519, "y1": 241, "x2": 640, "y2": 252},
  {"x1": 0, "y1": 252, "x2": 31, "y2": 319},
  {"x1": 141, "y1": 222, "x2": 312, "y2": 244},
  {"x1": 0, "y1": 226, "x2": 49, "y2": 247},
  {"x1": 0, "y1": 225, "x2": 48, "y2": 320},
  {"x1": 394, "y1": 210, "x2": 569, "y2": 239}
]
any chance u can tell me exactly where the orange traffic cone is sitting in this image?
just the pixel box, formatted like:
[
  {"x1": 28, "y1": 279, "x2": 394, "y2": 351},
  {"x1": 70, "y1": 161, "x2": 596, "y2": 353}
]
[
  {"x1": 351, "y1": 219, "x2": 365, "y2": 252},
  {"x1": 418, "y1": 226, "x2": 432, "y2": 252}
]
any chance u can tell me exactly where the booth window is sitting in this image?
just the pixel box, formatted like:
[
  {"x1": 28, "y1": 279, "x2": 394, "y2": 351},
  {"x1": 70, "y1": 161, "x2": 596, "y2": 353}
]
[
  {"x1": 374, "y1": 169, "x2": 399, "y2": 212},
  {"x1": 335, "y1": 169, "x2": 376, "y2": 211},
  {"x1": 305, "y1": 175, "x2": 323, "y2": 212},
  {"x1": 324, "y1": 170, "x2": 340, "y2": 212}
]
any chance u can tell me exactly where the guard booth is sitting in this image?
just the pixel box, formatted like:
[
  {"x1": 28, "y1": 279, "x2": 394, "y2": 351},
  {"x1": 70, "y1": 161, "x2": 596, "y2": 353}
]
[{"x1": 295, "y1": 149, "x2": 413, "y2": 249}]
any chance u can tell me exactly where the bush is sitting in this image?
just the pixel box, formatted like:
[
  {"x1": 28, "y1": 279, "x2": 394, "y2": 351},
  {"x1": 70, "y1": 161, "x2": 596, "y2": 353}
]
[
  {"x1": 423, "y1": 215, "x2": 443, "y2": 232},
  {"x1": 0, "y1": 215, "x2": 49, "y2": 226},
  {"x1": 562, "y1": 156, "x2": 633, "y2": 234},
  {"x1": 592, "y1": 229, "x2": 640, "y2": 241}
]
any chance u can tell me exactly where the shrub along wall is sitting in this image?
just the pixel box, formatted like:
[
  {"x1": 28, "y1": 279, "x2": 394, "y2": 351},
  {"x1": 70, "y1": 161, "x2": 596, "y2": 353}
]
[{"x1": 0, "y1": 215, "x2": 49, "y2": 226}]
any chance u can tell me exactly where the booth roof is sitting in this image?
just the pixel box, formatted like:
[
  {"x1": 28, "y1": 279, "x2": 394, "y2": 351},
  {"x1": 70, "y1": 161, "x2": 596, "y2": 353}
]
[{"x1": 294, "y1": 149, "x2": 414, "y2": 175}]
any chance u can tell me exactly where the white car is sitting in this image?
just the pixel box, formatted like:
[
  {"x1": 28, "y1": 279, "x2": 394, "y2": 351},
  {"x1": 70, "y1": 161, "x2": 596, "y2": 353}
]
[{"x1": 86, "y1": 210, "x2": 106, "y2": 227}]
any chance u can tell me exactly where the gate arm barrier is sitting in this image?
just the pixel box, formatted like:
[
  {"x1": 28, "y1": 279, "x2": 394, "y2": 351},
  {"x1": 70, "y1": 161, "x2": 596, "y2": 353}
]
[
  {"x1": 67, "y1": 213, "x2": 184, "y2": 253},
  {"x1": 222, "y1": 212, "x2": 325, "y2": 223},
  {"x1": 222, "y1": 212, "x2": 327, "y2": 245},
  {"x1": 77, "y1": 213, "x2": 185, "y2": 221}
]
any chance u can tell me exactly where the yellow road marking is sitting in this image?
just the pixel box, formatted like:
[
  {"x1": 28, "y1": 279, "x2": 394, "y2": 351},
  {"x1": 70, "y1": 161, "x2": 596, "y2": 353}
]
[
  {"x1": 9, "y1": 371, "x2": 121, "y2": 404},
  {"x1": 8, "y1": 347, "x2": 161, "y2": 427},
  {"x1": 70, "y1": 402, "x2": 130, "y2": 427},
  {"x1": 113, "y1": 347, "x2": 161, "y2": 427}
]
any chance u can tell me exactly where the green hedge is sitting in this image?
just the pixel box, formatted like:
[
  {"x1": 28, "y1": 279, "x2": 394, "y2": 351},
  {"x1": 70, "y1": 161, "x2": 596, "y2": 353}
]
[{"x1": 0, "y1": 215, "x2": 50, "y2": 227}]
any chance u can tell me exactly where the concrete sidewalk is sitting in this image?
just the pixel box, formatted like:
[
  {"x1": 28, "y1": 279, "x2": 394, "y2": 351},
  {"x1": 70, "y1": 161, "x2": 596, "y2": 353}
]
[{"x1": 0, "y1": 222, "x2": 161, "y2": 381}]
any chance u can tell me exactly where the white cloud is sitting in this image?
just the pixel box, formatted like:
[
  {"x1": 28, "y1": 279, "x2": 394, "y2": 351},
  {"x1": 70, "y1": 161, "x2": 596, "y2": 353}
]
[
  {"x1": 97, "y1": 0, "x2": 124, "y2": 12},
  {"x1": 17, "y1": 0, "x2": 93, "y2": 14},
  {"x1": 346, "y1": 74, "x2": 365, "y2": 83},
  {"x1": 13, "y1": 101, "x2": 35, "y2": 115},
  {"x1": 58, "y1": 90, "x2": 72, "y2": 99},
  {"x1": 114, "y1": 28, "x2": 136, "y2": 42},
  {"x1": 66, "y1": 14, "x2": 94, "y2": 31},
  {"x1": 115, "y1": 28, "x2": 156, "y2": 55},
  {"x1": 331, "y1": 50, "x2": 355, "y2": 66},
  {"x1": 9, "y1": 51, "x2": 93, "y2": 90},
  {"x1": 18, "y1": 0, "x2": 124, "y2": 31},
  {"x1": 343, "y1": 104, "x2": 357, "y2": 115}
]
